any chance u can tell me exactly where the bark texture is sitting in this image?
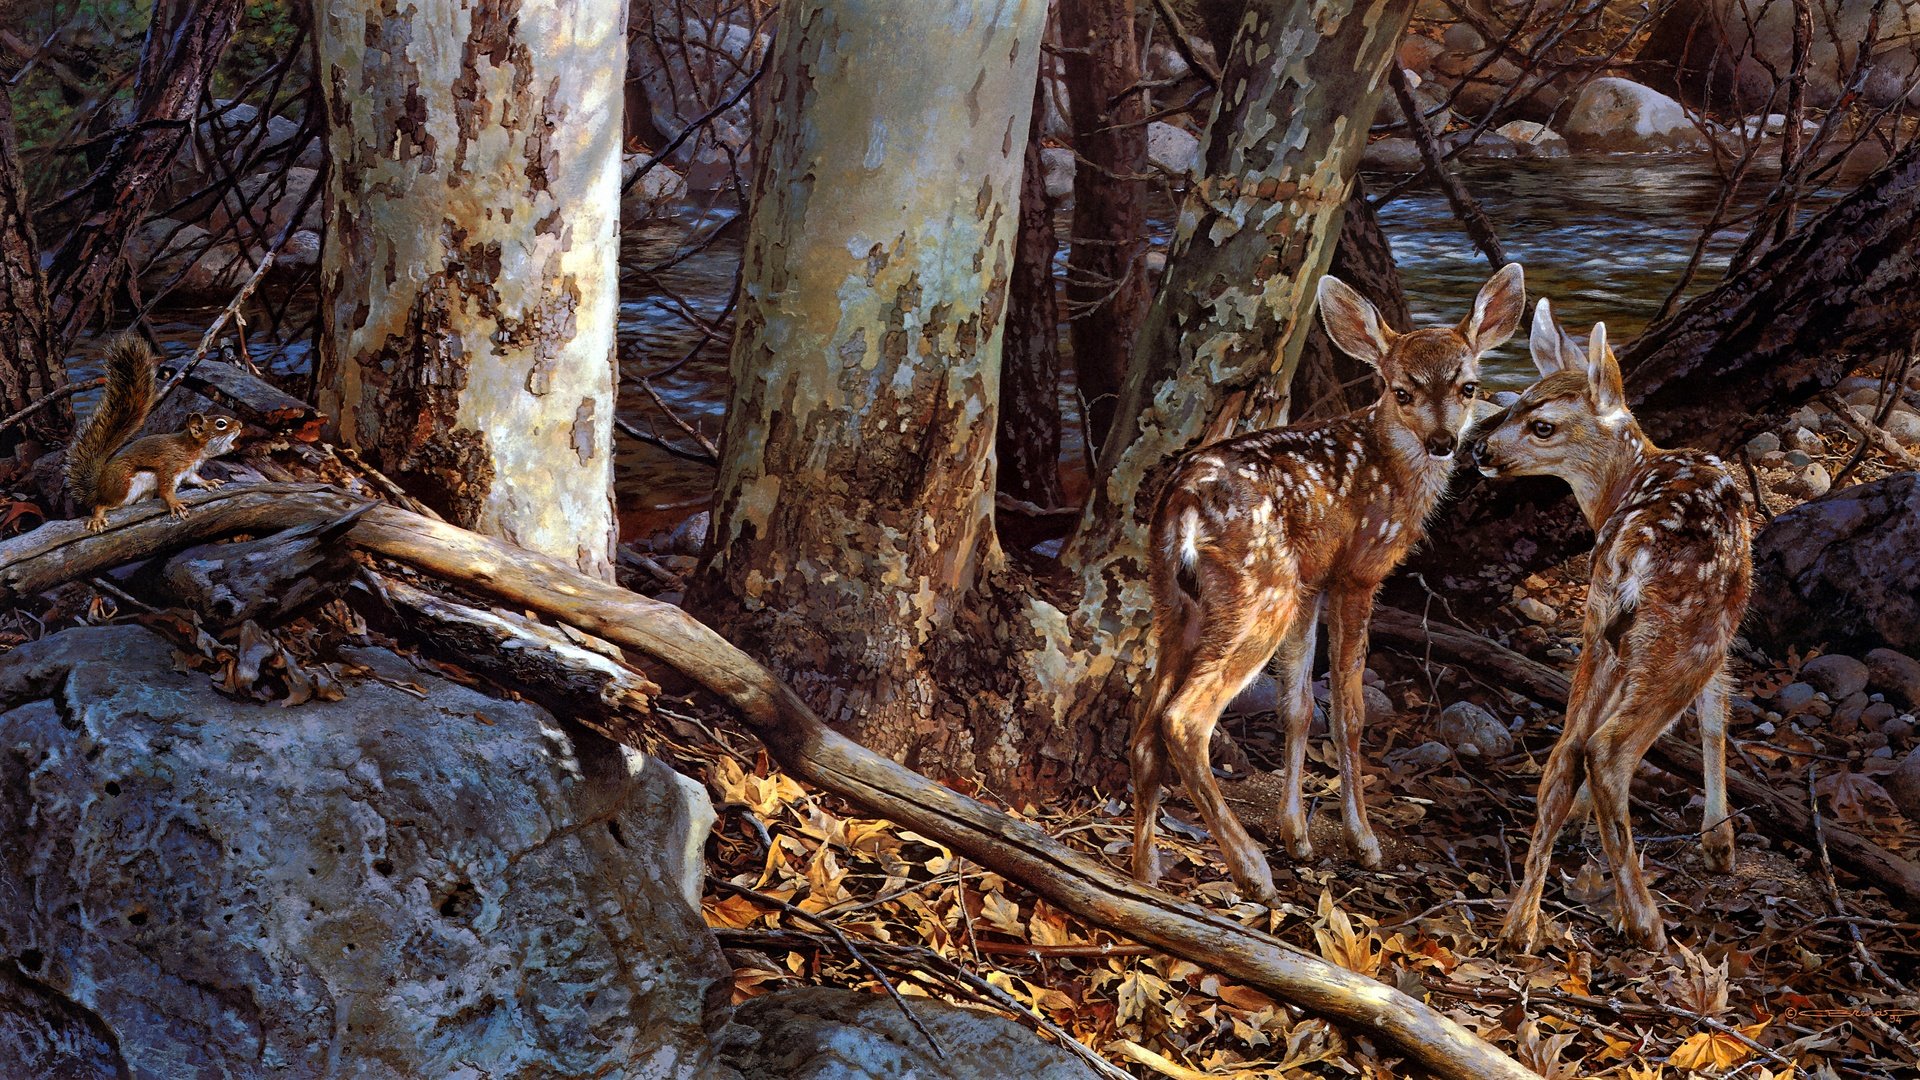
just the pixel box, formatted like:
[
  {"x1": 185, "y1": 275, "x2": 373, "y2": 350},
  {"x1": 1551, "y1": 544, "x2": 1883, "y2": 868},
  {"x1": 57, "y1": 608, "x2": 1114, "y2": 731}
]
[
  {"x1": 1292, "y1": 182, "x2": 1408, "y2": 419},
  {"x1": 691, "y1": 0, "x2": 1074, "y2": 787},
  {"x1": 1411, "y1": 131, "x2": 1920, "y2": 598},
  {"x1": 315, "y1": 0, "x2": 623, "y2": 580},
  {"x1": 0, "y1": 85, "x2": 65, "y2": 450},
  {"x1": 42, "y1": 0, "x2": 243, "y2": 354},
  {"x1": 1058, "y1": 0, "x2": 1150, "y2": 452},
  {"x1": 1063, "y1": 0, "x2": 1413, "y2": 647},
  {"x1": 998, "y1": 90, "x2": 1066, "y2": 508}
]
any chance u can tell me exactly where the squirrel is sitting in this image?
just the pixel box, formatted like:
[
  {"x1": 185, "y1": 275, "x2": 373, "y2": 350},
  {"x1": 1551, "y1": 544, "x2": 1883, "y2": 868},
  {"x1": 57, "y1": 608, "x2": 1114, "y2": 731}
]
[{"x1": 66, "y1": 338, "x2": 241, "y2": 532}]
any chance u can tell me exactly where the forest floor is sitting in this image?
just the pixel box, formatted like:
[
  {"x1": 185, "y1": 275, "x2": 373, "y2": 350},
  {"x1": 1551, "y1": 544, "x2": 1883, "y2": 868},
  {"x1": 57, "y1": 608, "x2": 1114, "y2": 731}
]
[{"x1": 624, "y1": 392, "x2": 1920, "y2": 1080}]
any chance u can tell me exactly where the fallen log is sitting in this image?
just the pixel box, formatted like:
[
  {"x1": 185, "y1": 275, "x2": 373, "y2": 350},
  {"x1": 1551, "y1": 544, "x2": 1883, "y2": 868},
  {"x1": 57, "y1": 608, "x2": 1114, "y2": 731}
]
[
  {"x1": 0, "y1": 484, "x2": 1541, "y2": 1080},
  {"x1": 1372, "y1": 606, "x2": 1920, "y2": 910},
  {"x1": 161, "y1": 358, "x2": 326, "y2": 442}
]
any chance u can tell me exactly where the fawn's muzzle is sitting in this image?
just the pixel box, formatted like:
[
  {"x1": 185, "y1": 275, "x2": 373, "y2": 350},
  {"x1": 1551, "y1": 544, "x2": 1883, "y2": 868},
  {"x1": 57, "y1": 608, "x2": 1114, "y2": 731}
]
[{"x1": 1425, "y1": 432, "x2": 1457, "y2": 458}]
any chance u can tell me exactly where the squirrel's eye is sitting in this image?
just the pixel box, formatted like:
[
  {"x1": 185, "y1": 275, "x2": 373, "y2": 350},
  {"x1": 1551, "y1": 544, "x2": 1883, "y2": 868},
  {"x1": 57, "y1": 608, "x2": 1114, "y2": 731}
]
[
  {"x1": 1393, "y1": 388, "x2": 1412, "y2": 406},
  {"x1": 1461, "y1": 382, "x2": 1478, "y2": 398},
  {"x1": 1531, "y1": 420, "x2": 1556, "y2": 439}
]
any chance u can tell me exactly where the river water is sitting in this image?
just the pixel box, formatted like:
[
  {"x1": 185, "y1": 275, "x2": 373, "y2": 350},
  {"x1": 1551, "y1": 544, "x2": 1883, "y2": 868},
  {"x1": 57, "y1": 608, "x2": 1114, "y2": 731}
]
[{"x1": 142, "y1": 157, "x2": 1833, "y2": 528}]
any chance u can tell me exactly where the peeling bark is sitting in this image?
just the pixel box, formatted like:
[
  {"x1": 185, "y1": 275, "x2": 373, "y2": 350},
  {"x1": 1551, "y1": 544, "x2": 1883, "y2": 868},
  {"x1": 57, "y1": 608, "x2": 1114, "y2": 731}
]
[
  {"x1": 1293, "y1": 181, "x2": 1408, "y2": 419},
  {"x1": 315, "y1": 0, "x2": 622, "y2": 580},
  {"x1": 0, "y1": 84, "x2": 65, "y2": 452},
  {"x1": 1058, "y1": 0, "x2": 1150, "y2": 452}
]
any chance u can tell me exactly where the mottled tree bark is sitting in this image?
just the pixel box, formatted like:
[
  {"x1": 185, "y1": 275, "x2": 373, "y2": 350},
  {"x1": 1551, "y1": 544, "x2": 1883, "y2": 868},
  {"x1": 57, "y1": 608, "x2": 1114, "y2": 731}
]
[
  {"x1": 0, "y1": 84, "x2": 65, "y2": 452},
  {"x1": 42, "y1": 0, "x2": 243, "y2": 354},
  {"x1": 1058, "y1": 0, "x2": 1150, "y2": 453},
  {"x1": 690, "y1": 0, "x2": 1104, "y2": 793},
  {"x1": 1063, "y1": 0, "x2": 1414, "y2": 634},
  {"x1": 998, "y1": 89, "x2": 1066, "y2": 508},
  {"x1": 315, "y1": 0, "x2": 623, "y2": 581},
  {"x1": 1410, "y1": 131, "x2": 1920, "y2": 602}
]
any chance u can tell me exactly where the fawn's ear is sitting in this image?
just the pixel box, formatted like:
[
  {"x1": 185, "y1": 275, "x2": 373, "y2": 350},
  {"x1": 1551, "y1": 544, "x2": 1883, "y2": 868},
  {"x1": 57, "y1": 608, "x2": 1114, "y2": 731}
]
[
  {"x1": 1528, "y1": 298, "x2": 1582, "y2": 376},
  {"x1": 1317, "y1": 275, "x2": 1395, "y2": 369},
  {"x1": 1586, "y1": 322, "x2": 1628, "y2": 419},
  {"x1": 1462, "y1": 262, "x2": 1525, "y2": 355}
]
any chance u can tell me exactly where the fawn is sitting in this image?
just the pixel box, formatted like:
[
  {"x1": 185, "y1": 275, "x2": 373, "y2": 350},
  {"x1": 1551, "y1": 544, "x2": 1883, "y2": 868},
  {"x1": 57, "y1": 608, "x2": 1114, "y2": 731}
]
[
  {"x1": 1130, "y1": 263, "x2": 1526, "y2": 900},
  {"x1": 1468, "y1": 300, "x2": 1752, "y2": 951}
]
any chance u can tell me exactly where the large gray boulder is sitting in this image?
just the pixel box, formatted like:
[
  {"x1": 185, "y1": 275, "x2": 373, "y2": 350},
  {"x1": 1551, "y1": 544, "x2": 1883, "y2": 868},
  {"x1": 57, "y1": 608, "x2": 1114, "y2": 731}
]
[
  {"x1": 0, "y1": 625, "x2": 733, "y2": 1079},
  {"x1": 722, "y1": 987, "x2": 1098, "y2": 1079},
  {"x1": 1561, "y1": 77, "x2": 1714, "y2": 153},
  {"x1": 1749, "y1": 472, "x2": 1920, "y2": 655}
]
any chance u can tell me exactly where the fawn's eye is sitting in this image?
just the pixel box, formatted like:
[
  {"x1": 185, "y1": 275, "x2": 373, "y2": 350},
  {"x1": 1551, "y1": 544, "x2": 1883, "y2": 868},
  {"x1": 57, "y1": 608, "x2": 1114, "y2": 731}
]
[
  {"x1": 1530, "y1": 420, "x2": 1556, "y2": 439},
  {"x1": 1461, "y1": 382, "x2": 1478, "y2": 399},
  {"x1": 1393, "y1": 388, "x2": 1412, "y2": 406}
]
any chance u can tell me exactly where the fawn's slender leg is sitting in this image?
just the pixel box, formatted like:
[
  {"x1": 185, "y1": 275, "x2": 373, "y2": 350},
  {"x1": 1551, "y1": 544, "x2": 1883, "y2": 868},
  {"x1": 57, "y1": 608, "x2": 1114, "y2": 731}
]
[
  {"x1": 1586, "y1": 673, "x2": 1707, "y2": 950},
  {"x1": 1130, "y1": 673, "x2": 1179, "y2": 887},
  {"x1": 1696, "y1": 673, "x2": 1736, "y2": 873},
  {"x1": 1274, "y1": 592, "x2": 1324, "y2": 861},
  {"x1": 1501, "y1": 635, "x2": 1624, "y2": 952},
  {"x1": 1325, "y1": 585, "x2": 1384, "y2": 868}
]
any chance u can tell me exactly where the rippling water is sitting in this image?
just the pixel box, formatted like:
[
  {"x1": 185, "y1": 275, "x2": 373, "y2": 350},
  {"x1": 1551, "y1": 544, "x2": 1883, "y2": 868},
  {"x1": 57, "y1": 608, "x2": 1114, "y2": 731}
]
[{"x1": 130, "y1": 157, "x2": 1836, "y2": 520}]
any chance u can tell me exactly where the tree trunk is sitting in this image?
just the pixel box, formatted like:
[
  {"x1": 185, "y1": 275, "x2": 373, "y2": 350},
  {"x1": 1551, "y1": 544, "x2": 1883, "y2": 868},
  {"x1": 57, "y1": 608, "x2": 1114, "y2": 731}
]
[
  {"x1": 1292, "y1": 181, "x2": 1407, "y2": 420},
  {"x1": 1063, "y1": 0, "x2": 1413, "y2": 617},
  {"x1": 0, "y1": 84, "x2": 65, "y2": 453},
  {"x1": 690, "y1": 0, "x2": 1080, "y2": 791},
  {"x1": 1409, "y1": 132, "x2": 1920, "y2": 601},
  {"x1": 42, "y1": 0, "x2": 243, "y2": 355},
  {"x1": 314, "y1": 0, "x2": 623, "y2": 581},
  {"x1": 1058, "y1": 0, "x2": 1150, "y2": 453},
  {"x1": 998, "y1": 87, "x2": 1066, "y2": 509}
]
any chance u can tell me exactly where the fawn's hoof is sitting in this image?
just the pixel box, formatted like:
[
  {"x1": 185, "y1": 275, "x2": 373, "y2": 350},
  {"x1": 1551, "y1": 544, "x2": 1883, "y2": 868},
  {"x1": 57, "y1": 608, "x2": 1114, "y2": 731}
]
[
  {"x1": 1499, "y1": 909, "x2": 1543, "y2": 954},
  {"x1": 1702, "y1": 834, "x2": 1736, "y2": 874},
  {"x1": 1349, "y1": 835, "x2": 1384, "y2": 870},
  {"x1": 1284, "y1": 837, "x2": 1313, "y2": 861}
]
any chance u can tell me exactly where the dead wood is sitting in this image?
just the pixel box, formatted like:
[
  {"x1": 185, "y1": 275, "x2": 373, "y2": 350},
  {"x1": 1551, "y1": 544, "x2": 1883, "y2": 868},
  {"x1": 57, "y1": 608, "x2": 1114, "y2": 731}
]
[
  {"x1": 0, "y1": 484, "x2": 1541, "y2": 1080},
  {"x1": 150, "y1": 505, "x2": 366, "y2": 629},
  {"x1": 1372, "y1": 606, "x2": 1920, "y2": 911},
  {"x1": 162, "y1": 358, "x2": 325, "y2": 442}
]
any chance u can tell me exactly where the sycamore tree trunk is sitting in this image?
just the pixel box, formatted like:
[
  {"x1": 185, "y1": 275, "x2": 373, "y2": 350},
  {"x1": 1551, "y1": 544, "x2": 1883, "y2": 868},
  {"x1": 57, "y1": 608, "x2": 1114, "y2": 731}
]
[
  {"x1": 998, "y1": 86, "x2": 1067, "y2": 509},
  {"x1": 1059, "y1": 0, "x2": 1150, "y2": 452},
  {"x1": 0, "y1": 85, "x2": 65, "y2": 453},
  {"x1": 314, "y1": 0, "x2": 623, "y2": 580},
  {"x1": 694, "y1": 0, "x2": 1410, "y2": 797},
  {"x1": 1062, "y1": 0, "x2": 1412, "y2": 644}
]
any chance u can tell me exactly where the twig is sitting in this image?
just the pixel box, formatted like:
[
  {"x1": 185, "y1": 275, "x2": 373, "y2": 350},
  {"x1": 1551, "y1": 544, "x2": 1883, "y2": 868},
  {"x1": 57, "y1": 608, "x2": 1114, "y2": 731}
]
[
  {"x1": 622, "y1": 31, "x2": 773, "y2": 196},
  {"x1": 0, "y1": 377, "x2": 103, "y2": 441},
  {"x1": 1736, "y1": 446, "x2": 1774, "y2": 522},
  {"x1": 1820, "y1": 392, "x2": 1920, "y2": 470},
  {"x1": 1807, "y1": 766, "x2": 1910, "y2": 997},
  {"x1": 638, "y1": 377, "x2": 719, "y2": 458},
  {"x1": 706, "y1": 874, "x2": 947, "y2": 1060},
  {"x1": 1147, "y1": 0, "x2": 1220, "y2": 87},
  {"x1": 1388, "y1": 66, "x2": 1507, "y2": 269}
]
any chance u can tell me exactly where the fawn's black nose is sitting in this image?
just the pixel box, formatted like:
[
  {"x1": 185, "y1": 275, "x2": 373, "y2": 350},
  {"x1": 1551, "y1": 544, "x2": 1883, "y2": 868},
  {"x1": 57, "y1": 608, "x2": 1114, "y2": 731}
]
[{"x1": 1425, "y1": 431, "x2": 1457, "y2": 458}]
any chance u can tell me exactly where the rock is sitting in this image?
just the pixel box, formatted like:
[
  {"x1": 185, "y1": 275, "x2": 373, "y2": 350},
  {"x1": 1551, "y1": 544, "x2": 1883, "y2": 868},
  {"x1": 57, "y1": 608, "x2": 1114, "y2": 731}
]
[
  {"x1": 205, "y1": 166, "x2": 322, "y2": 246},
  {"x1": 1786, "y1": 426, "x2": 1823, "y2": 452},
  {"x1": 1146, "y1": 122, "x2": 1200, "y2": 177},
  {"x1": 1040, "y1": 146, "x2": 1075, "y2": 200},
  {"x1": 1783, "y1": 449, "x2": 1813, "y2": 467},
  {"x1": 277, "y1": 228, "x2": 323, "y2": 271},
  {"x1": 1494, "y1": 121, "x2": 1570, "y2": 158},
  {"x1": 1442, "y1": 22, "x2": 1485, "y2": 53},
  {"x1": 1435, "y1": 701, "x2": 1513, "y2": 757},
  {"x1": 1144, "y1": 122, "x2": 1202, "y2": 178},
  {"x1": 1375, "y1": 75, "x2": 1451, "y2": 135},
  {"x1": 1651, "y1": 2, "x2": 1920, "y2": 114},
  {"x1": 1863, "y1": 701, "x2": 1899, "y2": 731},
  {"x1": 1833, "y1": 692, "x2": 1870, "y2": 734},
  {"x1": 1783, "y1": 462, "x2": 1831, "y2": 500},
  {"x1": 1226, "y1": 673, "x2": 1279, "y2": 715},
  {"x1": 1145, "y1": 41, "x2": 1190, "y2": 82},
  {"x1": 1386, "y1": 741, "x2": 1453, "y2": 772},
  {"x1": 0, "y1": 626, "x2": 732, "y2": 1079},
  {"x1": 123, "y1": 218, "x2": 253, "y2": 299},
  {"x1": 1883, "y1": 410, "x2": 1920, "y2": 448},
  {"x1": 621, "y1": 155, "x2": 690, "y2": 217},
  {"x1": 721, "y1": 987, "x2": 1098, "y2": 1079},
  {"x1": 1448, "y1": 56, "x2": 1564, "y2": 123},
  {"x1": 1800, "y1": 654, "x2": 1870, "y2": 699},
  {"x1": 1450, "y1": 131, "x2": 1520, "y2": 161},
  {"x1": 1773, "y1": 681, "x2": 1818, "y2": 715},
  {"x1": 1746, "y1": 431, "x2": 1781, "y2": 455},
  {"x1": 1363, "y1": 684, "x2": 1395, "y2": 725},
  {"x1": 1866, "y1": 648, "x2": 1920, "y2": 708},
  {"x1": 1562, "y1": 77, "x2": 1713, "y2": 153},
  {"x1": 1516, "y1": 596, "x2": 1556, "y2": 623},
  {"x1": 1398, "y1": 35, "x2": 1447, "y2": 77},
  {"x1": 1749, "y1": 473, "x2": 1920, "y2": 655},
  {"x1": 629, "y1": 16, "x2": 761, "y2": 178},
  {"x1": 1891, "y1": 750, "x2": 1920, "y2": 820},
  {"x1": 1361, "y1": 137, "x2": 1424, "y2": 172},
  {"x1": 1883, "y1": 716, "x2": 1916, "y2": 744}
]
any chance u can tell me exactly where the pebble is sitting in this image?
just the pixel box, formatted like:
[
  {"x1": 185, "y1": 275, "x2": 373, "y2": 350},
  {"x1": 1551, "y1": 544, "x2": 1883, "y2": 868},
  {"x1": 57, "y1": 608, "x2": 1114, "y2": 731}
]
[
  {"x1": 1516, "y1": 597, "x2": 1556, "y2": 623},
  {"x1": 1889, "y1": 749, "x2": 1920, "y2": 820},
  {"x1": 1800, "y1": 654, "x2": 1871, "y2": 699},
  {"x1": 1788, "y1": 406, "x2": 1824, "y2": 432},
  {"x1": 1435, "y1": 701, "x2": 1514, "y2": 757},
  {"x1": 1832, "y1": 692, "x2": 1869, "y2": 734},
  {"x1": 1754, "y1": 721, "x2": 1776, "y2": 736},
  {"x1": 1786, "y1": 426, "x2": 1823, "y2": 452},
  {"x1": 1862, "y1": 701, "x2": 1899, "y2": 730},
  {"x1": 1882, "y1": 716, "x2": 1916, "y2": 743},
  {"x1": 1866, "y1": 648, "x2": 1920, "y2": 708},
  {"x1": 1783, "y1": 449, "x2": 1812, "y2": 467},
  {"x1": 1364, "y1": 684, "x2": 1395, "y2": 725},
  {"x1": 1746, "y1": 431, "x2": 1781, "y2": 455},
  {"x1": 1386, "y1": 740, "x2": 1453, "y2": 772},
  {"x1": 1786, "y1": 462, "x2": 1831, "y2": 499},
  {"x1": 1773, "y1": 682, "x2": 1817, "y2": 715},
  {"x1": 1884, "y1": 410, "x2": 1920, "y2": 448}
]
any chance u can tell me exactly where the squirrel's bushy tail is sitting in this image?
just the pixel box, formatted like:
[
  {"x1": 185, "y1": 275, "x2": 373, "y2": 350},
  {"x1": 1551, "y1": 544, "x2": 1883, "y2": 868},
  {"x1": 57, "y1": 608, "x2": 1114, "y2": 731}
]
[{"x1": 67, "y1": 337, "x2": 155, "y2": 504}]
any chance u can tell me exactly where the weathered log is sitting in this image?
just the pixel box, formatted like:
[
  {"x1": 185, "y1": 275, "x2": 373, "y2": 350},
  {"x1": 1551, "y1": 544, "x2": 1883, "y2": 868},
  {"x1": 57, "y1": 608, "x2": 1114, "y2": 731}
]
[
  {"x1": 150, "y1": 505, "x2": 367, "y2": 628},
  {"x1": 0, "y1": 486, "x2": 1539, "y2": 1080},
  {"x1": 1412, "y1": 133, "x2": 1920, "y2": 598},
  {"x1": 1372, "y1": 606, "x2": 1920, "y2": 910},
  {"x1": 160, "y1": 358, "x2": 326, "y2": 442}
]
